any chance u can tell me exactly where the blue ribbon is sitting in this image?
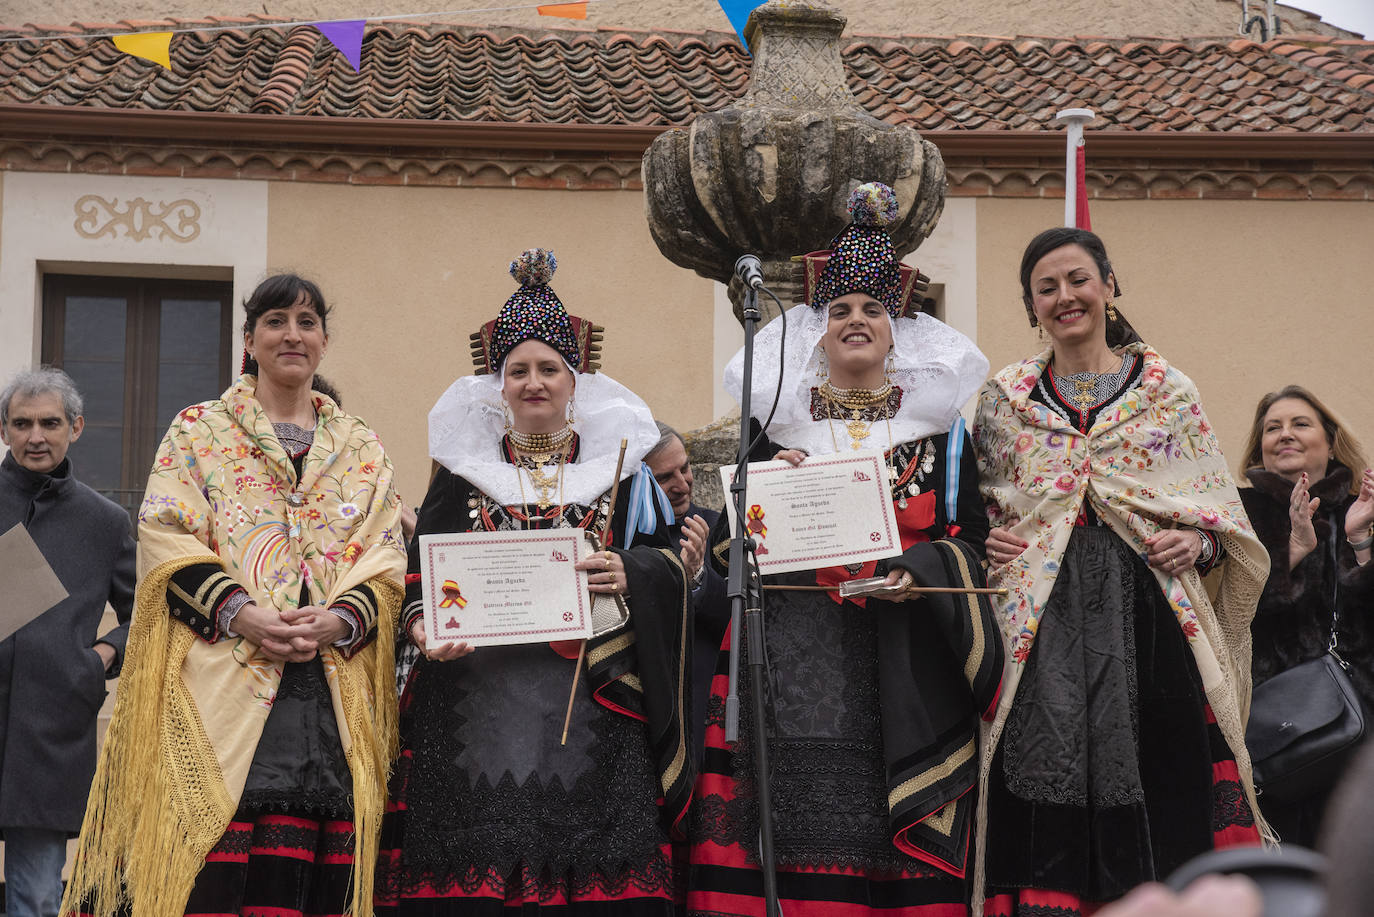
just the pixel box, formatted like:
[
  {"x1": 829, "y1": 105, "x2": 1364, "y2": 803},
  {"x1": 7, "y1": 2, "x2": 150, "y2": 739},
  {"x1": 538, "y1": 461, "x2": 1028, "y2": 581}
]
[
  {"x1": 623, "y1": 462, "x2": 673, "y2": 548},
  {"x1": 945, "y1": 415, "x2": 965, "y2": 529}
]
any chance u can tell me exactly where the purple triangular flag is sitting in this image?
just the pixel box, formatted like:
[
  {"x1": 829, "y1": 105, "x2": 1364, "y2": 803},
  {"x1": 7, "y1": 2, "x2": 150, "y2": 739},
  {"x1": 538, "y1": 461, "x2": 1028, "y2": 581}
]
[{"x1": 315, "y1": 20, "x2": 365, "y2": 72}]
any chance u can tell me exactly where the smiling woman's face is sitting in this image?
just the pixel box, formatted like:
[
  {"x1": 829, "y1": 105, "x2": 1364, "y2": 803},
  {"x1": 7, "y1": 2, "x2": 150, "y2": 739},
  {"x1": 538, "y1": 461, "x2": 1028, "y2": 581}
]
[
  {"x1": 819, "y1": 293, "x2": 893, "y2": 389},
  {"x1": 1261, "y1": 397, "x2": 1332, "y2": 483},
  {"x1": 1028, "y1": 243, "x2": 1114, "y2": 351},
  {"x1": 243, "y1": 292, "x2": 328, "y2": 388},
  {"x1": 501, "y1": 339, "x2": 575, "y2": 434}
]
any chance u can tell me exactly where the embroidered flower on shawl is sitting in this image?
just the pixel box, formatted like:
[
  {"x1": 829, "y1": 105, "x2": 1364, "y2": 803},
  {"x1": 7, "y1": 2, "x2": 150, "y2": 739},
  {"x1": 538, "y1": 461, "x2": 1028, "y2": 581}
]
[
  {"x1": 1053, "y1": 474, "x2": 1077, "y2": 492},
  {"x1": 338, "y1": 502, "x2": 359, "y2": 519},
  {"x1": 1141, "y1": 428, "x2": 1185, "y2": 461},
  {"x1": 1015, "y1": 433, "x2": 1034, "y2": 453}
]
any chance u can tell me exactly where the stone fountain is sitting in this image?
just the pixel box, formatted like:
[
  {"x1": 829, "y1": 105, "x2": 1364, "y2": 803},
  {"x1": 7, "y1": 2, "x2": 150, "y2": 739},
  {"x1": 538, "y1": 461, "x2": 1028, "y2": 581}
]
[{"x1": 641, "y1": 0, "x2": 948, "y2": 505}]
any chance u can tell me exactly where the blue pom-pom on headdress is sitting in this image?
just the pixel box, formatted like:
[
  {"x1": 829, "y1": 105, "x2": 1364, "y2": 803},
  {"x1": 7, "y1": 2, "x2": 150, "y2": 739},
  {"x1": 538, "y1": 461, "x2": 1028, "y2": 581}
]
[
  {"x1": 510, "y1": 248, "x2": 557, "y2": 287},
  {"x1": 846, "y1": 182, "x2": 899, "y2": 228}
]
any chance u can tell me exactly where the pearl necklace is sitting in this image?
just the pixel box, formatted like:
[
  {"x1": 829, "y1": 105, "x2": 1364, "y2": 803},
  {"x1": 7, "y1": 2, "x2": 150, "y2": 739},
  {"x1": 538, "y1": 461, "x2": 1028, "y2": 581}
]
[
  {"x1": 508, "y1": 425, "x2": 574, "y2": 453},
  {"x1": 817, "y1": 380, "x2": 894, "y2": 451}
]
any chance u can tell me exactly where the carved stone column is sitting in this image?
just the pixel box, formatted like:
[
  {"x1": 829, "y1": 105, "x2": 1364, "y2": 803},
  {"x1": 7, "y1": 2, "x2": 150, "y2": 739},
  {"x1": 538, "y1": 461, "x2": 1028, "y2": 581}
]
[
  {"x1": 641, "y1": 1, "x2": 948, "y2": 506},
  {"x1": 642, "y1": 0, "x2": 946, "y2": 321}
]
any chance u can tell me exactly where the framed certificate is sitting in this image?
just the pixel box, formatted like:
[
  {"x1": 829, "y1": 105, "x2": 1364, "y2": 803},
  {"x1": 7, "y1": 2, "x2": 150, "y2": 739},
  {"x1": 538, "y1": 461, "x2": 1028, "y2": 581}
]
[
  {"x1": 418, "y1": 529, "x2": 593, "y2": 648},
  {"x1": 718, "y1": 449, "x2": 901, "y2": 575}
]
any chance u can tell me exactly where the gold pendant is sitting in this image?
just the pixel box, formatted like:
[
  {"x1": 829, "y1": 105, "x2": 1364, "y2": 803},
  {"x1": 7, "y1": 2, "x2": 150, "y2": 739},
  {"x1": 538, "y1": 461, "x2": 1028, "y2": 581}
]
[
  {"x1": 845, "y1": 409, "x2": 871, "y2": 450},
  {"x1": 525, "y1": 462, "x2": 560, "y2": 510},
  {"x1": 1072, "y1": 379, "x2": 1096, "y2": 407}
]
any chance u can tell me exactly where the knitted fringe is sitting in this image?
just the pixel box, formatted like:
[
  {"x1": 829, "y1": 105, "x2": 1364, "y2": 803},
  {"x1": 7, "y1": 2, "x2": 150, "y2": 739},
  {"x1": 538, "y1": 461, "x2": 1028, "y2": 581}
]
[
  {"x1": 61, "y1": 554, "x2": 230, "y2": 917},
  {"x1": 337, "y1": 574, "x2": 402, "y2": 917},
  {"x1": 60, "y1": 562, "x2": 404, "y2": 917}
]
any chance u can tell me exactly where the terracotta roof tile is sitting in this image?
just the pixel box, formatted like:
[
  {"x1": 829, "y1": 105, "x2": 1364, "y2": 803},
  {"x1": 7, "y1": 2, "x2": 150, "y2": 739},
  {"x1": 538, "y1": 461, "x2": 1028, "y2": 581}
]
[{"x1": 1, "y1": 20, "x2": 1371, "y2": 133}]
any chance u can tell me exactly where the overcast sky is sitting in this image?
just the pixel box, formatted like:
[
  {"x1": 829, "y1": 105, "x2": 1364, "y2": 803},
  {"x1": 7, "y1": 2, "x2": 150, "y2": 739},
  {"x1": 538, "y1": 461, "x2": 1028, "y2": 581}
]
[{"x1": 1290, "y1": 0, "x2": 1372, "y2": 37}]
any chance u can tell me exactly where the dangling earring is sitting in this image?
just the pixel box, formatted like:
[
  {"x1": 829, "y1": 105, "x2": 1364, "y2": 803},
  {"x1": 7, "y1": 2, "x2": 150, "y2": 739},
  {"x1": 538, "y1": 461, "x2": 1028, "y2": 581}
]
[
  {"x1": 817, "y1": 348, "x2": 829, "y2": 383},
  {"x1": 1106, "y1": 300, "x2": 1119, "y2": 321},
  {"x1": 566, "y1": 393, "x2": 576, "y2": 427},
  {"x1": 884, "y1": 347, "x2": 895, "y2": 386},
  {"x1": 501, "y1": 399, "x2": 513, "y2": 433},
  {"x1": 1037, "y1": 325, "x2": 1046, "y2": 342}
]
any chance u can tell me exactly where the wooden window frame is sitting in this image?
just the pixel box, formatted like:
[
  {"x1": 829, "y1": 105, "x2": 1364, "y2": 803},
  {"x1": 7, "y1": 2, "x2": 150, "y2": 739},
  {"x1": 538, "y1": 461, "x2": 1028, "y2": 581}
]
[{"x1": 41, "y1": 274, "x2": 233, "y2": 513}]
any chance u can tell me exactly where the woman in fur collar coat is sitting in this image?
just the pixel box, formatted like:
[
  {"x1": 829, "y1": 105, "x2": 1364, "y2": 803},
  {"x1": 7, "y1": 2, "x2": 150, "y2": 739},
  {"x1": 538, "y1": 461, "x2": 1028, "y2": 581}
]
[{"x1": 1239, "y1": 385, "x2": 1374, "y2": 847}]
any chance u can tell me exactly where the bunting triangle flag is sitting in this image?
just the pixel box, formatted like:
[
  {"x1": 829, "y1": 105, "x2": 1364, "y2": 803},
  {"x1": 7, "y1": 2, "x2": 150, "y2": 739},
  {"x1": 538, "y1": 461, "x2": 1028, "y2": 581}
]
[
  {"x1": 111, "y1": 31, "x2": 172, "y2": 69},
  {"x1": 716, "y1": 0, "x2": 765, "y2": 46},
  {"x1": 537, "y1": 2, "x2": 588, "y2": 18},
  {"x1": 316, "y1": 20, "x2": 366, "y2": 72}
]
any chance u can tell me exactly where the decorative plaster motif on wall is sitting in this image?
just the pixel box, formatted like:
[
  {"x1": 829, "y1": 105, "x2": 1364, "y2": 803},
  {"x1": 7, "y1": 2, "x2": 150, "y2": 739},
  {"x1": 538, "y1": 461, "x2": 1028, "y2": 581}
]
[{"x1": 73, "y1": 194, "x2": 203, "y2": 242}]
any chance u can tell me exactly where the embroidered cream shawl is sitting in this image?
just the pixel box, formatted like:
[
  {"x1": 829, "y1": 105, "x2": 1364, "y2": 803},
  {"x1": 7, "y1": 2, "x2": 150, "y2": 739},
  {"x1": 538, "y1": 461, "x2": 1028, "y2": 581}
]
[
  {"x1": 969, "y1": 343, "x2": 1271, "y2": 913},
  {"x1": 64, "y1": 377, "x2": 406, "y2": 917}
]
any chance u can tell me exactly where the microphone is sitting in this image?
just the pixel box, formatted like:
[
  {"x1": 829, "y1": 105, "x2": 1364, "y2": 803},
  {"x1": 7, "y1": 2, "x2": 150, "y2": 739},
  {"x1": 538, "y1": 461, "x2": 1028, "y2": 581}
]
[{"x1": 734, "y1": 254, "x2": 764, "y2": 290}]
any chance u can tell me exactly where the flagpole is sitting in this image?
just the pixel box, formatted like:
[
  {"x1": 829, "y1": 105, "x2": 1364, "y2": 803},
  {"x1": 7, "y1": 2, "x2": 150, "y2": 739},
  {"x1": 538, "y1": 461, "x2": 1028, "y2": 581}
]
[{"x1": 1055, "y1": 108, "x2": 1094, "y2": 228}]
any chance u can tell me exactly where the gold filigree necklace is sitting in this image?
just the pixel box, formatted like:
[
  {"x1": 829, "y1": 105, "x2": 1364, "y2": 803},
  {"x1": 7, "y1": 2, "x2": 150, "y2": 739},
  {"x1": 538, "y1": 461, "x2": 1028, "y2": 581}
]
[
  {"x1": 510, "y1": 427, "x2": 572, "y2": 512},
  {"x1": 818, "y1": 380, "x2": 893, "y2": 451}
]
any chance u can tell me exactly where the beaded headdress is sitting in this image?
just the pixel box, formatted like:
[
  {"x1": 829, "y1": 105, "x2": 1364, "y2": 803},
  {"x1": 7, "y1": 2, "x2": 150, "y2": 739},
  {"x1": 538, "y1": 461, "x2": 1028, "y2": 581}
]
[
  {"x1": 800, "y1": 182, "x2": 922, "y2": 318},
  {"x1": 470, "y1": 248, "x2": 603, "y2": 374}
]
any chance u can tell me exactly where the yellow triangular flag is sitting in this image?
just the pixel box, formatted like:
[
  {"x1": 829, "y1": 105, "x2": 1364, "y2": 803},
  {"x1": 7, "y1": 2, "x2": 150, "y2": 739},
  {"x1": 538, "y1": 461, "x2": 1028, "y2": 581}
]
[
  {"x1": 537, "y1": 2, "x2": 588, "y2": 18},
  {"x1": 112, "y1": 31, "x2": 172, "y2": 69}
]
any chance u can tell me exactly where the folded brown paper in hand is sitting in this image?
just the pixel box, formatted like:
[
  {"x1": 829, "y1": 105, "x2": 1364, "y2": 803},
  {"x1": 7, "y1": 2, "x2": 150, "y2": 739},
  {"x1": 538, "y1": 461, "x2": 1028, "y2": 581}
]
[{"x1": 0, "y1": 523, "x2": 70, "y2": 642}]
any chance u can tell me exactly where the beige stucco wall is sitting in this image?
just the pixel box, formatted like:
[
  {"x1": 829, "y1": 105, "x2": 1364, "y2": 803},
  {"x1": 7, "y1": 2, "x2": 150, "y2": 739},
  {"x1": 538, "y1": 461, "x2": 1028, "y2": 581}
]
[
  {"x1": 974, "y1": 196, "x2": 1374, "y2": 474},
  {"x1": 4, "y1": 0, "x2": 1357, "y2": 39},
  {"x1": 264, "y1": 182, "x2": 716, "y2": 503}
]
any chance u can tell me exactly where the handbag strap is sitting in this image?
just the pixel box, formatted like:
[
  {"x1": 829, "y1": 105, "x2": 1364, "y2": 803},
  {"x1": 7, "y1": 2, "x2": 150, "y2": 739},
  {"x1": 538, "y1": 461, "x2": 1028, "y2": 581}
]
[{"x1": 1326, "y1": 514, "x2": 1349, "y2": 668}]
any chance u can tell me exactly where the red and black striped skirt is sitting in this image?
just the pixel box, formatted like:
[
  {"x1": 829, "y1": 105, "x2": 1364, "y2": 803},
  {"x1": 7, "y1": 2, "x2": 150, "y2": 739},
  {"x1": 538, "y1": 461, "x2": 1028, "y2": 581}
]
[{"x1": 183, "y1": 810, "x2": 356, "y2": 917}]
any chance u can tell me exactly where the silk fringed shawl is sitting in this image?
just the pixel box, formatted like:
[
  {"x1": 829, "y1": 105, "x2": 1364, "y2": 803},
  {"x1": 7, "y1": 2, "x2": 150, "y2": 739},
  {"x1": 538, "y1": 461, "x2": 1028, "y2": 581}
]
[
  {"x1": 63, "y1": 377, "x2": 407, "y2": 917},
  {"x1": 969, "y1": 343, "x2": 1272, "y2": 915}
]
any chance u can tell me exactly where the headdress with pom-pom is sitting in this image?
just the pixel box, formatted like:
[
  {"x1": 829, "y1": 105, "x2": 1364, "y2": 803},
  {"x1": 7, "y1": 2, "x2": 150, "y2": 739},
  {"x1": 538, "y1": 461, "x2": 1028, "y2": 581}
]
[
  {"x1": 800, "y1": 182, "x2": 921, "y2": 318},
  {"x1": 470, "y1": 248, "x2": 604, "y2": 374}
]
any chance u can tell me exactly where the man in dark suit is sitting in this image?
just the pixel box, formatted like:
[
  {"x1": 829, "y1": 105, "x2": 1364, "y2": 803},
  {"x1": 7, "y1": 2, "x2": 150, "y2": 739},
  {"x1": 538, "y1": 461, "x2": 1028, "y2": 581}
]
[
  {"x1": 645, "y1": 423, "x2": 727, "y2": 770},
  {"x1": 0, "y1": 368, "x2": 133, "y2": 917}
]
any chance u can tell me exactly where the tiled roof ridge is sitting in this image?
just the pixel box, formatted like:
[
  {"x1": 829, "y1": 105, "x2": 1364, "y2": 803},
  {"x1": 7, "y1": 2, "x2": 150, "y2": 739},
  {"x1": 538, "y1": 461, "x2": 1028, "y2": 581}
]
[
  {"x1": 2, "y1": 16, "x2": 1371, "y2": 49},
  {"x1": 4, "y1": 17, "x2": 1372, "y2": 132},
  {"x1": 252, "y1": 25, "x2": 321, "y2": 115},
  {"x1": 1261, "y1": 37, "x2": 1374, "y2": 93}
]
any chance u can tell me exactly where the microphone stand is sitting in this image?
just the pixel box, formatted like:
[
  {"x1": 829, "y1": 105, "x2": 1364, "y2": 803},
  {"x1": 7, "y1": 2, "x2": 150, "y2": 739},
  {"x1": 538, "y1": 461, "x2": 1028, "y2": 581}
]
[{"x1": 724, "y1": 270, "x2": 780, "y2": 917}]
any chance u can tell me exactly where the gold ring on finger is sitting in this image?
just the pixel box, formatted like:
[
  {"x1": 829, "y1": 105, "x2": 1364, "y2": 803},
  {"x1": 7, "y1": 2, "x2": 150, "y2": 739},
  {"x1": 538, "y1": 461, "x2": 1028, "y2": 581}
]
[
  {"x1": 611, "y1": 582, "x2": 619, "y2": 593},
  {"x1": 608, "y1": 570, "x2": 616, "y2": 583}
]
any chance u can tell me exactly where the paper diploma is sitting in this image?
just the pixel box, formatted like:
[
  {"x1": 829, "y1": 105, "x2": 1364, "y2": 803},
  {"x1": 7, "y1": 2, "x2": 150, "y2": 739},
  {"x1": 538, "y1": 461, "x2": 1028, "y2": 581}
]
[
  {"x1": 419, "y1": 529, "x2": 593, "y2": 648},
  {"x1": 718, "y1": 449, "x2": 901, "y2": 575}
]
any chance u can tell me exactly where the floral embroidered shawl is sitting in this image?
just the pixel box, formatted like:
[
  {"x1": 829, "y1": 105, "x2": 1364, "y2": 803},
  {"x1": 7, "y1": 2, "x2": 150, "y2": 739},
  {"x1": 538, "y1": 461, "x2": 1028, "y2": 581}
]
[
  {"x1": 65, "y1": 377, "x2": 406, "y2": 917},
  {"x1": 969, "y1": 343, "x2": 1272, "y2": 913}
]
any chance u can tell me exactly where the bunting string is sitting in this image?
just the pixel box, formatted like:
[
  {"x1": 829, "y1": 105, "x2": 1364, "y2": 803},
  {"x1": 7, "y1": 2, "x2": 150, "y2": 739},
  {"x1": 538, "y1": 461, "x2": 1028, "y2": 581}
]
[
  {"x1": 0, "y1": 1, "x2": 612, "y2": 46},
  {"x1": 0, "y1": 0, "x2": 757, "y2": 71}
]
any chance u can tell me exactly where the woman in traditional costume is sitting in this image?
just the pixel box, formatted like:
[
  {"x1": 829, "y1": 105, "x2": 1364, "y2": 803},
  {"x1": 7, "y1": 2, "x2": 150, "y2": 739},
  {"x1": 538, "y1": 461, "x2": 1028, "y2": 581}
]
[
  {"x1": 374, "y1": 250, "x2": 692, "y2": 916},
  {"x1": 63, "y1": 274, "x2": 407, "y2": 917},
  {"x1": 974, "y1": 228, "x2": 1270, "y2": 917},
  {"x1": 1237, "y1": 385, "x2": 1374, "y2": 847},
  {"x1": 686, "y1": 183, "x2": 1003, "y2": 917}
]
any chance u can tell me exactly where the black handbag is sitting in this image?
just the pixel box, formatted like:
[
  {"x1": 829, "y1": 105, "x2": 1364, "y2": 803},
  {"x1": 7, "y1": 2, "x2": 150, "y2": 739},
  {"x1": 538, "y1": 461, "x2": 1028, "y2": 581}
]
[
  {"x1": 1247, "y1": 650, "x2": 1365, "y2": 802},
  {"x1": 1246, "y1": 523, "x2": 1366, "y2": 803}
]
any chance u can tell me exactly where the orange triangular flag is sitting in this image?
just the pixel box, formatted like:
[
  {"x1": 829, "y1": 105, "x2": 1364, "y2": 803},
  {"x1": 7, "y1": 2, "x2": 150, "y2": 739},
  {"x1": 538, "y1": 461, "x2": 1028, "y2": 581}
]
[
  {"x1": 537, "y1": 2, "x2": 588, "y2": 18},
  {"x1": 112, "y1": 31, "x2": 172, "y2": 69}
]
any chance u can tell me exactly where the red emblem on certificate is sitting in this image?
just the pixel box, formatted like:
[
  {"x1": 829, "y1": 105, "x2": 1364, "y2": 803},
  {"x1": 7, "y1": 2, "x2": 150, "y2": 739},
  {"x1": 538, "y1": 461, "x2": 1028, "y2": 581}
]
[
  {"x1": 438, "y1": 579, "x2": 467, "y2": 609},
  {"x1": 746, "y1": 504, "x2": 768, "y2": 539}
]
